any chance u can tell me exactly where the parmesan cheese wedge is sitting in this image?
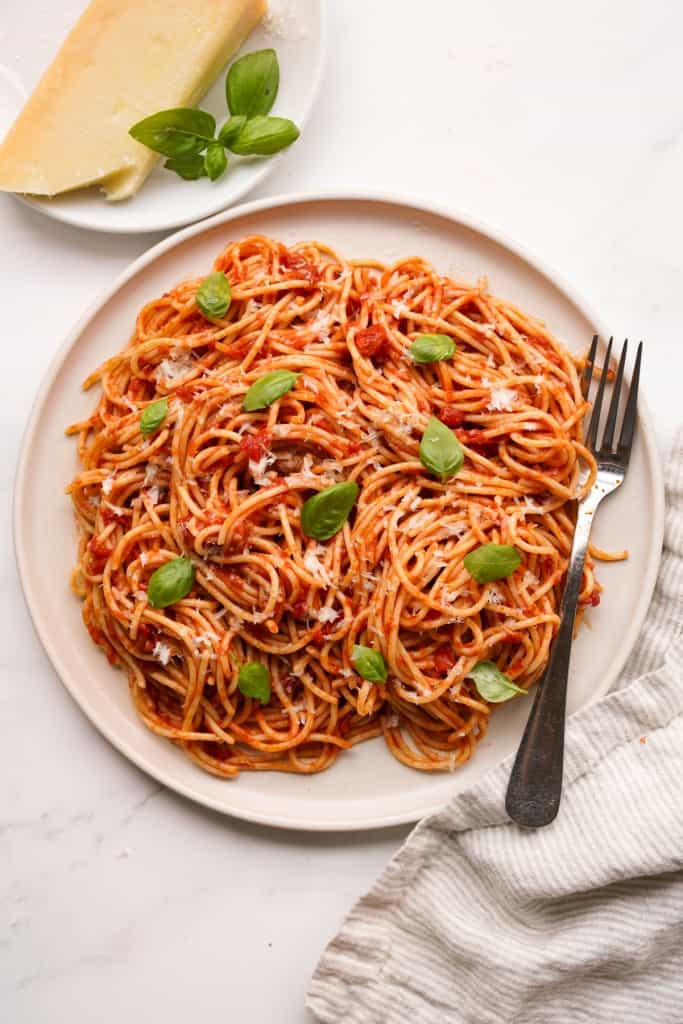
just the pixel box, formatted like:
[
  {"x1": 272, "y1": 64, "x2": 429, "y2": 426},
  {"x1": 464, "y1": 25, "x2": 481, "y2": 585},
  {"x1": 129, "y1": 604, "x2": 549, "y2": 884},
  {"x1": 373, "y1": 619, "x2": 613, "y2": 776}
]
[{"x1": 0, "y1": 0, "x2": 267, "y2": 201}]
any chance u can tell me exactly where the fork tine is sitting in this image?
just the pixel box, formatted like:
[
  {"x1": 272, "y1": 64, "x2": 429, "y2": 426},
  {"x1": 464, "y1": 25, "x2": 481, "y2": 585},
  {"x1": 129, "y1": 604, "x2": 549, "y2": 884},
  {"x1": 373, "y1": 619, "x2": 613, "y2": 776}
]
[
  {"x1": 616, "y1": 341, "x2": 642, "y2": 465},
  {"x1": 600, "y1": 339, "x2": 628, "y2": 451},
  {"x1": 581, "y1": 335, "x2": 598, "y2": 399},
  {"x1": 585, "y1": 337, "x2": 612, "y2": 450}
]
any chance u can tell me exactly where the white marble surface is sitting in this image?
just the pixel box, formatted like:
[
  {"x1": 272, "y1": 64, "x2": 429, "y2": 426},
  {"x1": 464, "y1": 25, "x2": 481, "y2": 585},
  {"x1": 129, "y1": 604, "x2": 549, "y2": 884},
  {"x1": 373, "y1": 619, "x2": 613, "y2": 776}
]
[{"x1": 2, "y1": 1, "x2": 682, "y2": 1020}]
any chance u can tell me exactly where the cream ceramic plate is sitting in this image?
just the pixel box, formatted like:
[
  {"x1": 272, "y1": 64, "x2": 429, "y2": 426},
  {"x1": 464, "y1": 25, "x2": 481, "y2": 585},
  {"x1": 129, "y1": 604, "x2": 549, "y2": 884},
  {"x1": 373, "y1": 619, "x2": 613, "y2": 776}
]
[
  {"x1": 14, "y1": 194, "x2": 664, "y2": 830},
  {"x1": 0, "y1": 0, "x2": 325, "y2": 233}
]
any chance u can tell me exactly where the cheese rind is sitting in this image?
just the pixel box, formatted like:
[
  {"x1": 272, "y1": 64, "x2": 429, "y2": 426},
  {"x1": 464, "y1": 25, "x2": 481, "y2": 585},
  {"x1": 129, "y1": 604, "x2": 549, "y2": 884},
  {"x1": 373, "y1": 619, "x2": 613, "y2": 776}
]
[{"x1": 0, "y1": 0, "x2": 267, "y2": 201}]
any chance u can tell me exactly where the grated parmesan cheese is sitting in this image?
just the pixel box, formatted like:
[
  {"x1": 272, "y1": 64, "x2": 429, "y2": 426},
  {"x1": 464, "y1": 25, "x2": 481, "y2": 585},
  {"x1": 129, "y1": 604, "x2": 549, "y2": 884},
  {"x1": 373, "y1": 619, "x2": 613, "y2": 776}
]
[
  {"x1": 249, "y1": 451, "x2": 276, "y2": 486},
  {"x1": 263, "y1": 0, "x2": 309, "y2": 40},
  {"x1": 143, "y1": 463, "x2": 158, "y2": 485},
  {"x1": 309, "y1": 309, "x2": 333, "y2": 343},
  {"x1": 303, "y1": 548, "x2": 331, "y2": 586},
  {"x1": 157, "y1": 351, "x2": 194, "y2": 385},
  {"x1": 488, "y1": 387, "x2": 517, "y2": 412},
  {"x1": 442, "y1": 521, "x2": 468, "y2": 538},
  {"x1": 101, "y1": 475, "x2": 115, "y2": 495},
  {"x1": 316, "y1": 607, "x2": 339, "y2": 624},
  {"x1": 153, "y1": 641, "x2": 171, "y2": 666},
  {"x1": 139, "y1": 552, "x2": 148, "y2": 566},
  {"x1": 406, "y1": 511, "x2": 434, "y2": 534},
  {"x1": 487, "y1": 586, "x2": 505, "y2": 606}
]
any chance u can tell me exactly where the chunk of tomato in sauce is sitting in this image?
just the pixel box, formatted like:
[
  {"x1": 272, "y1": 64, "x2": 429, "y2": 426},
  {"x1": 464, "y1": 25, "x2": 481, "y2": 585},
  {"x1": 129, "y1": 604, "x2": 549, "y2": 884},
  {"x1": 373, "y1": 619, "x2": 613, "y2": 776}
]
[
  {"x1": 239, "y1": 429, "x2": 271, "y2": 462},
  {"x1": 434, "y1": 644, "x2": 456, "y2": 675},
  {"x1": 454, "y1": 427, "x2": 499, "y2": 453},
  {"x1": 438, "y1": 405, "x2": 465, "y2": 428},
  {"x1": 281, "y1": 251, "x2": 320, "y2": 285},
  {"x1": 355, "y1": 325, "x2": 388, "y2": 359}
]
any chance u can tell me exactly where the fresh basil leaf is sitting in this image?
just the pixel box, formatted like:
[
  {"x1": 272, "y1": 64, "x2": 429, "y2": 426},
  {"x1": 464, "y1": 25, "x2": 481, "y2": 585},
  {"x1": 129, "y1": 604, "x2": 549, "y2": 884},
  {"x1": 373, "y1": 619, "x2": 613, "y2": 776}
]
[
  {"x1": 147, "y1": 557, "x2": 195, "y2": 608},
  {"x1": 204, "y1": 143, "x2": 228, "y2": 181},
  {"x1": 226, "y1": 49, "x2": 280, "y2": 118},
  {"x1": 140, "y1": 397, "x2": 168, "y2": 436},
  {"x1": 238, "y1": 662, "x2": 271, "y2": 704},
  {"x1": 468, "y1": 660, "x2": 526, "y2": 703},
  {"x1": 196, "y1": 272, "x2": 232, "y2": 318},
  {"x1": 129, "y1": 108, "x2": 216, "y2": 157},
  {"x1": 419, "y1": 416, "x2": 464, "y2": 480},
  {"x1": 164, "y1": 153, "x2": 207, "y2": 180},
  {"x1": 229, "y1": 116, "x2": 300, "y2": 156},
  {"x1": 351, "y1": 644, "x2": 388, "y2": 683},
  {"x1": 218, "y1": 115, "x2": 247, "y2": 147},
  {"x1": 301, "y1": 482, "x2": 359, "y2": 541},
  {"x1": 463, "y1": 543, "x2": 521, "y2": 583},
  {"x1": 242, "y1": 369, "x2": 298, "y2": 411},
  {"x1": 408, "y1": 333, "x2": 456, "y2": 364}
]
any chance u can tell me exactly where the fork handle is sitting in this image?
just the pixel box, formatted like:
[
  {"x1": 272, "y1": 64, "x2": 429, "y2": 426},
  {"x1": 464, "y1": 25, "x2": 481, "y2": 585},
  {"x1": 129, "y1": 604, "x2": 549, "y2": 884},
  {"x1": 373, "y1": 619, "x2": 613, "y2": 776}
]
[{"x1": 505, "y1": 508, "x2": 594, "y2": 828}]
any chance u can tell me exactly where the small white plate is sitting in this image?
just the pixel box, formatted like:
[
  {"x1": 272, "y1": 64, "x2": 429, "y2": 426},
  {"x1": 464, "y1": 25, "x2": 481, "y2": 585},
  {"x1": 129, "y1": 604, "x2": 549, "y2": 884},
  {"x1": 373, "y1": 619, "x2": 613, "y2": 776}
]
[
  {"x1": 0, "y1": 0, "x2": 326, "y2": 233},
  {"x1": 14, "y1": 193, "x2": 664, "y2": 830}
]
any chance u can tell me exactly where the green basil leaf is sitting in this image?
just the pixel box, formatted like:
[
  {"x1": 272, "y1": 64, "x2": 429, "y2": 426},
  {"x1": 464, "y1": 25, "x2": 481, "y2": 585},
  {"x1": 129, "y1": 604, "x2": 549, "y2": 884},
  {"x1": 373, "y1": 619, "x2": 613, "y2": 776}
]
[
  {"x1": 196, "y1": 272, "x2": 232, "y2": 318},
  {"x1": 164, "y1": 153, "x2": 206, "y2": 180},
  {"x1": 463, "y1": 543, "x2": 521, "y2": 583},
  {"x1": 129, "y1": 108, "x2": 216, "y2": 157},
  {"x1": 204, "y1": 143, "x2": 228, "y2": 181},
  {"x1": 218, "y1": 115, "x2": 247, "y2": 147},
  {"x1": 147, "y1": 557, "x2": 195, "y2": 609},
  {"x1": 226, "y1": 48, "x2": 280, "y2": 118},
  {"x1": 408, "y1": 333, "x2": 456, "y2": 364},
  {"x1": 140, "y1": 397, "x2": 168, "y2": 437},
  {"x1": 419, "y1": 416, "x2": 464, "y2": 480},
  {"x1": 351, "y1": 644, "x2": 388, "y2": 683},
  {"x1": 238, "y1": 661, "x2": 271, "y2": 704},
  {"x1": 229, "y1": 116, "x2": 300, "y2": 156},
  {"x1": 301, "y1": 482, "x2": 359, "y2": 541},
  {"x1": 468, "y1": 660, "x2": 526, "y2": 703},
  {"x1": 242, "y1": 369, "x2": 298, "y2": 411}
]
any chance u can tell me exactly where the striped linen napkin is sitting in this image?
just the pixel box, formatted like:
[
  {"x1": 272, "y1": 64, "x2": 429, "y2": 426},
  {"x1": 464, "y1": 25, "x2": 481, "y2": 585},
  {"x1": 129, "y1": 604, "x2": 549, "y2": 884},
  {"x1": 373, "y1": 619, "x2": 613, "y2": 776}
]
[{"x1": 308, "y1": 430, "x2": 683, "y2": 1024}]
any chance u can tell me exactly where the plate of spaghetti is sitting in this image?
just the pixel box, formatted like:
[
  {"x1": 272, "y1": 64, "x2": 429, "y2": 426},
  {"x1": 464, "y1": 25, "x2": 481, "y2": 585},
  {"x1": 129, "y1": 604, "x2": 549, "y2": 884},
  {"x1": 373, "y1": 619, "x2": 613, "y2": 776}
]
[{"x1": 14, "y1": 194, "x2": 664, "y2": 829}]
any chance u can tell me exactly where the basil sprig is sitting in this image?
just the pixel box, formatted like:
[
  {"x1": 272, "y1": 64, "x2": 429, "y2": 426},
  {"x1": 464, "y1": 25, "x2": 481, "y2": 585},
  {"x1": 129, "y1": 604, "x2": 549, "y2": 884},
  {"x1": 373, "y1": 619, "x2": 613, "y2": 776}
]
[
  {"x1": 409, "y1": 333, "x2": 456, "y2": 364},
  {"x1": 227, "y1": 49, "x2": 279, "y2": 118},
  {"x1": 129, "y1": 108, "x2": 216, "y2": 157},
  {"x1": 229, "y1": 116, "x2": 300, "y2": 156},
  {"x1": 147, "y1": 557, "x2": 195, "y2": 608},
  {"x1": 464, "y1": 543, "x2": 521, "y2": 583},
  {"x1": 196, "y1": 272, "x2": 232, "y2": 318},
  {"x1": 468, "y1": 661, "x2": 526, "y2": 703},
  {"x1": 129, "y1": 49, "x2": 300, "y2": 184},
  {"x1": 140, "y1": 397, "x2": 168, "y2": 437},
  {"x1": 238, "y1": 662, "x2": 271, "y2": 704},
  {"x1": 351, "y1": 645, "x2": 388, "y2": 683},
  {"x1": 242, "y1": 370, "x2": 298, "y2": 411},
  {"x1": 164, "y1": 153, "x2": 206, "y2": 180},
  {"x1": 218, "y1": 115, "x2": 247, "y2": 147},
  {"x1": 419, "y1": 417, "x2": 464, "y2": 480},
  {"x1": 301, "y1": 482, "x2": 359, "y2": 541},
  {"x1": 204, "y1": 143, "x2": 228, "y2": 181}
]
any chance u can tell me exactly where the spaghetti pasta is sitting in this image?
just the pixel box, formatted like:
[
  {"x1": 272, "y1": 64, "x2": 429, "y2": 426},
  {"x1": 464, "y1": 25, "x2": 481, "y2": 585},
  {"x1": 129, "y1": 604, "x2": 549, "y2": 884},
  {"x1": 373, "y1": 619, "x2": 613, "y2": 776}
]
[{"x1": 66, "y1": 234, "x2": 604, "y2": 777}]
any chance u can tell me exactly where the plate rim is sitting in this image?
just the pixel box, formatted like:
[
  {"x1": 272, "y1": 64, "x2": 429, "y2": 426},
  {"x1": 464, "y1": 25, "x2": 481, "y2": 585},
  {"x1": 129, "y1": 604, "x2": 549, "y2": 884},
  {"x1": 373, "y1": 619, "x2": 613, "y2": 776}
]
[
  {"x1": 13, "y1": 190, "x2": 666, "y2": 830},
  {"x1": 12, "y1": 1, "x2": 328, "y2": 235}
]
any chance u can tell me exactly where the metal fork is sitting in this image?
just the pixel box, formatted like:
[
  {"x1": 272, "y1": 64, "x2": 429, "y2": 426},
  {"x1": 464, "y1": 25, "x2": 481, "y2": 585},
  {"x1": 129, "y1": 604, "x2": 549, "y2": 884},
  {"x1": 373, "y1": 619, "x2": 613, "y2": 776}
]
[{"x1": 505, "y1": 337, "x2": 642, "y2": 828}]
